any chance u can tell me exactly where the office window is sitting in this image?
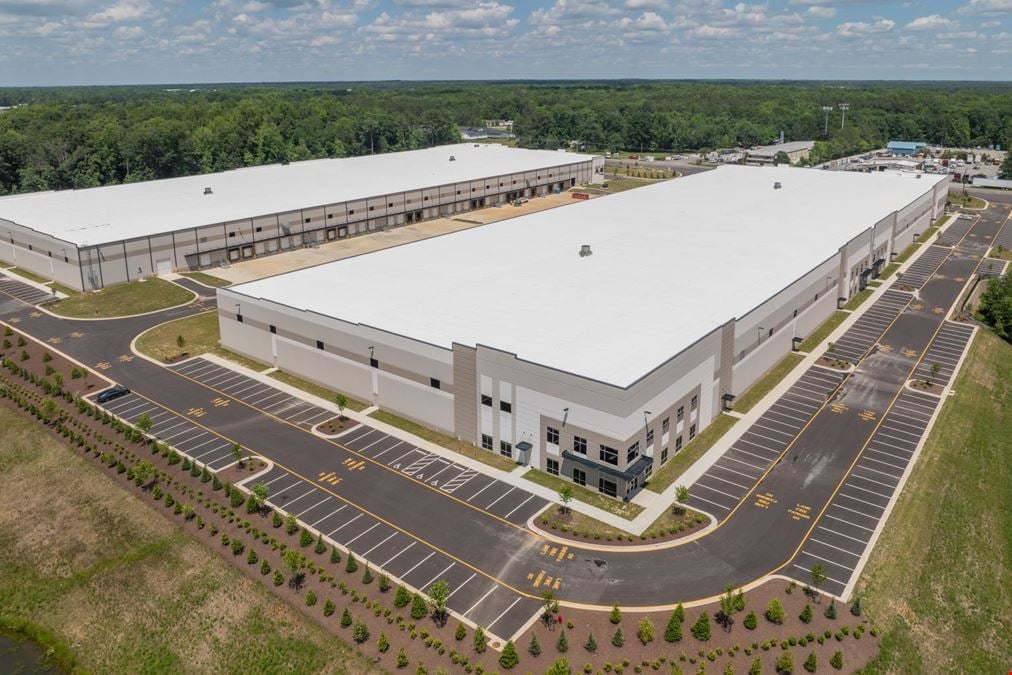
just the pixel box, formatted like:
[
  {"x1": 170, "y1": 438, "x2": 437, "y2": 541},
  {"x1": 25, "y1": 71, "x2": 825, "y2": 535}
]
[
  {"x1": 348, "y1": 209, "x2": 355, "y2": 215},
  {"x1": 677, "y1": 406, "x2": 684, "y2": 422},
  {"x1": 369, "y1": 206, "x2": 375, "y2": 211},
  {"x1": 423, "y1": 196, "x2": 429, "y2": 201},
  {"x1": 500, "y1": 440, "x2": 512, "y2": 457},
  {"x1": 316, "y1": 340, "x2": 324, "y2": 350},
  {"x1": 236, "y1": 314, "x2": 244, "y2": 323},
  {"x1": 675, "y1": 436, "x2": 683, "y2": 451},
  {"x1": 255, "y1": 226, "x2": 262, "y2": 232},
  {"x1": 546, "y1": 427, "x2": 559, "y2": 445},
  {"x1": 573, "y1": 436, "x2": 587, "y2": 455},
  {"x1": 598, "y1": 477, "x2": 617, "y2": 498},
  {"x1": 481, "y1": 434, "x2": 493, "y2": 450},
  {"x1": 388, "y1": 203, "x2": 393, "y2": 208},
  {"x1": 228, "y1": 232, "x2": 236, "y2": 238},
  {"x1": 689, "y1": 424, "x2": 697, "y2": 440},
  {"x1": 662, "y1": 417, "x2": 669, "y2": 434},
  {"x1": 572, "y1": 468, "x2": 587, "y2": 486},
  {"x1": 327, "y1": 213, "x2": 333, "y2": 219},
  {"x1": 626, "y1": 441, "x2": 640, "y2": 464},
  {"x1": 499, "y1": 401, "x2": 512, "y2": 414},
  {"x1": 599, "y1": 445, "x2": 618, "y2": 466},
  {"x1": 430, "y1": 378, "x2": 440, "y2": 389},
  {"x1": 370, "y1": 358, "x2": 379, "y2": 369},
  {"x1": 691, "y1": 395, "x2": 698, "y2": 411},
  {"x1": 304, "y1": 217, "x2": 311, "y2": 223},
  {"x1": 546, "y1": 458, "x2": 559, "y2": 476},
  {"x1": 644, "y1": 464, "x2": 653, "y2": 480},
  {"x1": 481, "y1": 394, "x2": 493, "y2": 407},
  {"x1": 661, "y1": 447, "x2": 669, "y2": 463},
  {"x1": 646, "y1": 429, "x2": 654, "y2": 445},
  {"x1": 269, "y1": 325, "x2": 276, "y2": 334}
]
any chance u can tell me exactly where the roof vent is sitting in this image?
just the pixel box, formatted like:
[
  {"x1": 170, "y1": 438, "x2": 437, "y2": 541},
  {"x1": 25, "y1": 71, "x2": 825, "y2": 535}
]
[
  {"x1": 203, "y1": 187, "x2": 213, "y2": 195},
  {"x1": 579, "y1": 244, "x2": 593, "y2": 258},
  {"x1": 916, "y1": 174, "x2": 922, "y2": 179},
  {"x1": 773, "y1": 181, "x2": 782, "y2": 190},
  {"x1": 449, "y1": 155, "x2": 456, "y2": 162}
]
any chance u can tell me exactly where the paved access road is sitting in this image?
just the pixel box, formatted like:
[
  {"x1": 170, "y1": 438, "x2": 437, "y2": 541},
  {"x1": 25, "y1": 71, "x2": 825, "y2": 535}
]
[{"x1": 0, "y1": 202, "x2": 1007, "y2": 638}]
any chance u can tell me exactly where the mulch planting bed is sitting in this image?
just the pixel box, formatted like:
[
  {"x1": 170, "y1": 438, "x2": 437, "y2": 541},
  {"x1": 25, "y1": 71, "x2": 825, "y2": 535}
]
[
  {"x1": 218, "y1": 457, "x2": 268, "y2": 485},
  {"x1": 519, "y1": 580, "x2": 879, "y2": 674},
  {"x1": 818, "y1": 356, "x2": 852, "y2": 370},
  {"x1": 0, "y1": 326, "x2": 107, "y2": 395},
  {"x1": 538, "y1": 507, "x2": 708, "y2": 547},
  {"x1": 316, "y1": 415, "x2": 359, "y2": 436},
  {"x1": 908, "y1": 379, "x2": 944, "y2": 395}
]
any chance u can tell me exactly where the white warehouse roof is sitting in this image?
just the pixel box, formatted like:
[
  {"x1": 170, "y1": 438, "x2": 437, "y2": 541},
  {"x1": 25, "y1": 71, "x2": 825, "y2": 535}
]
[
  {"x1": 0, "y1": 144, "x2": 595, "y2": 247},
  {"x1": 232, "y1": 165, "x2": 945, "y2": 387}
]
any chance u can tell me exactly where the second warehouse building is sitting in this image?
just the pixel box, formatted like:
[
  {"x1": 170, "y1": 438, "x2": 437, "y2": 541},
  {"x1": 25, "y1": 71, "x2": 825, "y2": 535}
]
[{"x1": 220, "y1": 165, "x2": 948, "y2": 499}]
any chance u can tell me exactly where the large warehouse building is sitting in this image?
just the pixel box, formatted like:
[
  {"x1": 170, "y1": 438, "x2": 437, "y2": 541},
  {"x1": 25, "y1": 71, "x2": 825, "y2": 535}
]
[
  {"x1": 219, "y1": 165, "x2": 948, "y2": 500},
  {"x1": 0, "y1": 144, "x2": 602, "y2": 291}
]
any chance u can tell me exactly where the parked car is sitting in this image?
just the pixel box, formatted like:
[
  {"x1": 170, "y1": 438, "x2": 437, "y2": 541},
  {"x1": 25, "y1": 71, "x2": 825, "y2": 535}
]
[{"x1": 97, "y1": 386, "x2": 130, "y2": 403}]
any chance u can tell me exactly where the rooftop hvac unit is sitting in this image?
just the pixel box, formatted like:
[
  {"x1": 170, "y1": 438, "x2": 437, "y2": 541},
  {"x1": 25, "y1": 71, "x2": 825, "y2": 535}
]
[
  {"x1": 773, "y1": 181, "x2": 782, "y2": 190},
  {"x1": 203, "y1": 187, "x2": 213, "y2": 195},
  {"x1": 449, "y1": 155, "x2": 456, "y2": 162},
  {"x1": 579, "y1": 244, "x2": 593, "y2": 257}
]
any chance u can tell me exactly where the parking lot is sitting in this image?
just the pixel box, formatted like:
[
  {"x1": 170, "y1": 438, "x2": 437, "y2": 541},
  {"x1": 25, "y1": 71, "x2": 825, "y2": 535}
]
[
  {"x1": 823, "y1": 289, "x2": 910, "y2": 364},
  {"x1": 936, "y1": 214, "x2": 976, "y2": 247},
  {"x1": 0, "y1": 273, "x2": 59, "y2": 307},
  {"x1": 688, "y1": 367, "x2": 845, "y2": 517},
  {"x1": 337, "y1": 425, "x2": 548, "y2": 527},
  {"x1": 96, "y1": 390, "x2": 247, "y2": 471},
  {"x1": 249, "y1": 462, "x2": 540, "y2": 639},
  {"x1": 788, "y1": 321, "x2": 975, "y2": 596},
  {"x1": 171, "y1": 357, "x2": 334, "y2": 431},
  {"x1": 897, "y1": 245, "x2": 952, "y2": 290}
]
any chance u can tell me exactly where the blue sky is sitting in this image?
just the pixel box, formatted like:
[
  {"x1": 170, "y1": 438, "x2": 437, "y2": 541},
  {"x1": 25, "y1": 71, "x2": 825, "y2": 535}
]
[{"x1": 0, "y1": 0, "x2": 1009, "y2": 85}]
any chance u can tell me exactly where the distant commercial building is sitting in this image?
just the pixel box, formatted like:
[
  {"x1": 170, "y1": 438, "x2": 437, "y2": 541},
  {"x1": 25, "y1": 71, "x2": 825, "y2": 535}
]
[
  {"x1": 0, "y1": 144, "x2": 601, "y2": 291},
  {"x1": 887, "y1": 141, "x2": 927, "y2": 156},
  {"x1": 747, "y1": 140, "x2": 816, "y2": 165},
  {"x1": 220, "y1": 166, "x2": 948, "y2": 499}
]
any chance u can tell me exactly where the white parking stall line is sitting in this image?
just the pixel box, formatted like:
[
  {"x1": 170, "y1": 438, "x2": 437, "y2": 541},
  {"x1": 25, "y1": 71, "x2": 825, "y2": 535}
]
[
  {"x1": 867, "y1": 447, "x2": 912, "y2": 463},
  {"x1": 194, "y1": 443, "x2": 232, "y2": 460},
  {"x1": 884, "y1": 417, "x2": 926, "y2": 431},
  {"x1": 465, "y1": 480, "x2": 496, "y2": 503},
  {"x1": 877, "y1": 429, "x2": 921, "y2": 444},
  {"x1": 503, "y1": 495, "x2": 537, "y2": 520},
  {"x1": 838, "y1": 492, "x2": 885, "y2": 511},
  {"x1": 764, "y1": 408, "x2": 808, "y2": 424},
  {"x1": 382, "y1": 542, "x2": 416, "y2": 568},
  {"x1": 712, "y1": 463, "x2": 758, "y2": 481},
  {"x1": 175, "y1": 360, "x2": 215, "y2": 376},
  {"x1": 705, "y1": 473, "x2": 750, "y2": 491},
  {"x1": 186, "y1": 436, "x2": 221, "y2": 455},
  {"x1": 289, "y1": 407, "x2": 329, "y2": 424},
  {"x1": 372, "y1": 440, "x2": 405, "y2": 460},
  {"x1": 690, "y1": 494, "x2": 731, "y2": 510},
  {"x1": 249, "y1": 390, "x2": 288, "y2": 406},
  {"x1": 870, "y1": 437, "x2": 915, "y2": 453},
  {"x1": 264, "y1": 472, "x2": 295, "y2": 488},
  {"x1": 204, "y1": 372, "x2": 244, "y2": 386},
  {"x1": 110, "y1": 399, "x2": 151, "y2": 416},
  {"x1": 296, "y1": 496, "x2": 332, "y2": 518},
  {"x1": 311, "y1": 505, "x2": 346, "y2": 527},
  {"x1": 792, "y1": 564, "x2": 848, "y2": 588},
  {"x1": 831, "y1": 503, "x2": 879, "y2": 521},
  {"x1": 817, "y1": 525, "x2": 868, "y2": 546},
  {"x1": 346, "y1": 428, "x2": 380, "y2": 446},
  {"x1": 785, "y1": 391, "x2": 825, "y2": 405},
  {"x1": 225, "y1": 381, "x2": 264, "y2": 396},
  {"x1": 420, "y1": 563, "x2": 455, "y2": 592},
  {"x1": 272, "y1": 478, "x2": 307, "y2": 497},
  {"x1": 464, "y1": 585, "x2": 499, "y2": 618},
  {"x1": 300, "y1": 411, "x2": 333, "y2": 426},
  {"x1": 863, "y1": 455, "x2": 907, "y2": 472},
  {"x1": 163, "y1": 427, "x2": 206, "y2": 444},
  {"x1": 696, "y1": 482, "x2": 740, "y2": 500},
  {"x1": 849, "y1": 471, "x2": 896, "y2": 490},
  {"x1": 262, "y1": 397, "x2": 298, "y2": 412},
  {"x1": 844, "y1": 482, "x2": 892, "y2": 500},
  {"x1": 344, "y1": 522, "x2": 380, "y2": 547},
  {"x1": 363, "y1": 533, "x2": 398, "y2": 557},
  {"x1": 736, "y1": 438, "x2": 780, "y2": 454},
  {"x1": 425, "y1": 462, "x2": 459, "y2": 483},
  {"x1": 487, "y1": 597, "x2": 524, "y2": 632},
  {"x1": 731, "y1": 446, "x2": 778, "y2": 463},
  {"x1": 809, "y1": 538, "x2": 862, "y2": 558},
  {"x1": 855, "y1": 463, "x2": 903, "y2": 481},
  {"x1": 798, "y1": 551, "x2": 855, "y2": 572},
  {"x1": 825, "y1": 513, "x2": 876, "y2": 533},
  {"x1": 751, "y1": 422, "x2": 794, "y2": 437},
  {"x1": 448, "y1": 573, "x2": 477, "y2": 599},
  {"x1": 279, "y1": 403, "x2": 315, "y2": 420},
  {"x1": 390, "y1": 447, "x2": 420, "y2": 467},
  {"x1": 153, "y1": 420, "x2": 189, "y2": 436},
  {"x1": 896, "y1": 398, "x2": 936, "y2": 413},
  {"x1": 280, "y1": 486, "x2": 320, "y2": 511},
  {"x1": 725, "y1": 455, "x2": 765, "y2": 472},
  {"x1": 486, "y1": 486, "x2": 516, "y2": 510},
  {"x1": 328, "y1": 513, "x2": 363, "y2": 537},
  {"x1": 889, "y1": 409, "x2": 930, "y2": 423},
  {"x1": 772, "y1": 401, "x2": 815, "y2": 416},
  {"x1": 400, "y1": 551, "x2": 437, "y2": 580}
]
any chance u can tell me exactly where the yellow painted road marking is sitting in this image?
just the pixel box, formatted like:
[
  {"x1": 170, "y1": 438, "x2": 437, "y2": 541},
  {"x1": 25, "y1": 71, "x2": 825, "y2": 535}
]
[
  {"x1": 830, "y1": 403, "x2": 848, "y2": 414},
  {"x1": 187, "y1": 407, "x2": 206, "y2": 418},
  {"x1": 910, "y1": 303, "x2": 923, "y2": 310},
  {"x1": 342, "y1": 458, "x2": 365, "y2": 471},
  {"x1": 553, "y1": 577, "x2": 562, "y2": 590},
  {"x1": 532, "y1": 570, "x2": 545, "y2": 588},
  {"x1": 878, "y1": 343, "x2": 893, "y2": 353},
  {"x1": 95, "y1": 361, "x2": 110, "y2": 370},
  {"x1": 117, "y1": 354, "x2": 134, "y2": 362},
  {"x1": 787, "y1": 504, "x2": 811, "y2": 521},
  {"x1": 858, "y1": 410, "x2": 876, "y2": 422},
  {"x1": 318, "y1": 471, "x2": 343, "y2": 486},
  {"x1": 932, "y1": 306, "x2": 945, "y2": 314},
  {"x1": 556, "y1": 546, "x2": 569, "y2": 562},
  {"x1": 8, "y1": 317, "x2": 20, "y2": 324},
  {"x1": 754, "y1": 492, "x2": 777, "y2": 509},
  {"x1": 212, "y1": 397, "x2": 230, "y2": 407},
  {"x1": 902, "y1": 348, "x2": 918, "y2": 358},
  {"x1": 29, "y1": 311, "x2": 41, "y2": 318},
  {"x1": 69, "y1": 331, "x2": 84, "y2": 338},
  {"x1": 46, "y1": 336, "x2": 62, "y2": 344}
]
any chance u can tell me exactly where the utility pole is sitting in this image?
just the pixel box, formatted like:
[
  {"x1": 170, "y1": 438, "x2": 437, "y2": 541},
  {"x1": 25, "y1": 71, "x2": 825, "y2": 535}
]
[
  {"x1": 822, "y1": 106, "x2": 834, "y2": 136},
  {"x1": 839, "y1": 103, "x2": 850, "y2": 130}
]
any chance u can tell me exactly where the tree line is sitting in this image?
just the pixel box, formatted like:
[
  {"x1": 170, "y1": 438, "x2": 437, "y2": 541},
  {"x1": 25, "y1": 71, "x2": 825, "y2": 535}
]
[{"x1": 1, "y1": 80, "x2": 1011, "y2": 195}]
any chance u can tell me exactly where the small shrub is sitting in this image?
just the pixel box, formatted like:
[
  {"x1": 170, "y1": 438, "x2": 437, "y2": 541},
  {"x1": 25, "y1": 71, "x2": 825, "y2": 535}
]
[
  {"x1": 850, "y1": 597, "x2": 862, "y2": 616},
  {"x1": 498, "y1": 640, "x2": 519, "y2": 670},
  {"x1": 800, "y1": 604, "x2": 813, "y2": 624},
  {"x1": 324, "y1": 599, "x2": 336, "y2": 616},
  {"x1": 410, "y1": 593, "x2": 428, "y2": 620},
  {"x1": 378, "y1": 632, "x2": 390, "y2": 653},
  {"x1": 260, "y1": 560, "x2": 271, "y2": 576},
  {"x1": 824, "y1": 599, "x2": 837, "y2": 620},
  {"x1": 766, "y1": 599, "x2": 785, "y2": 624},
  {"x1": 528, "y1": 632, "x2": 542, "y2": 656},
  {"x1": 340, "y1": 608, "x2": 353, "y2": 628},
  {"x1": 346, "y1": 553, "x2": 359, "y2": 574},
  {"x1": 247, "y1": 548, "x2": 258, "y2": 565},
  {"x1": 612, "y1": 627, "x2": 624, "y2": 648},
  {"x1": 352, "y1": 620, "x2": 369, "y2": 643},
  {"x1": 803, "y1": 652, "x2": 817, "y2": 673},
  {"x1": 690, "y1": 613, "x2": 710, "y2": 641},
  {"x1": 395, "y1": 647, "x2": 409, "y2": 669},
  {"x1": 378, "y1": 573, "x2": 390, "y2": 592},
  {"x1": 584, "y1": 632, "x2": 597, "y2": 653},
  {"x1": 829, "y1": 651, "x2": 843, "y2": 670},
  {"x1": 273, "y1": 571, "x2": 284, "y2": 586},
  {"x1": 456, "y1": 624, "x2": 467, "y2": 641},
  {"x1": 556, "y1": 628, "x2": 568, "y2": 653},
  {"x1": 610, "y1": 602, "x2": 622, "y2": 624},
  {"x1": 638, "y1": 618, "x2": 655, "y2": 645},
  {"x1": 743, "y1": 611, "x2": 757, "y2": 630},
  {"x1": 306, "y1": 590, "x2": 317, "y2": 606},
  {"x1": 473, "y1": 625, "x2": 486, "y2": 653},
  {"x1": 776, "y1": 651, "x2": 793, "y2": 675},
  {"x1": 362, "y1": 566, "x2": 374, "y2": 584}
]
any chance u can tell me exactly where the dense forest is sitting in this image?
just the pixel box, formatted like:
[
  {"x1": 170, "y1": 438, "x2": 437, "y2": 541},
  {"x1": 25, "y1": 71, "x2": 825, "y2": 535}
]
[{"x1": 1, "y1": 80, "x2": 1011, "y2": 195}]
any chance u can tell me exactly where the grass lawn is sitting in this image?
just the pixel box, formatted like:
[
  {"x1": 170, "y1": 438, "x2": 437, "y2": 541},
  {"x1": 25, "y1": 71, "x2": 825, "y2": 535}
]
[
  {"x1": 843, "y1": 288, "x2": 874, "y2": 311},
  {"x1": 798, "y1": 311, "x2": 848, "y2": 353},
  {"x1": 270, "y1": 370, "x2": 368, "y2": 413},
  {"x1": 988, "y1": 248, "x2": 1012, "y2": 261},
  {"x1": 733, "y1": 353, "x2": 806, "y2": 414},
  {"x1": 369, "y1": 409, "x2": 517, "y2": 473},
  {"x1": 947, "y1": 192, "x2": 986, "y2": 209},
  {"x1": 181, "y1": 271, "x2": 232, "y2": 287},
  {"x1": 51, "y1": 282, "x2": 80, "y2": 297},
  {"x1": 645, "y1": 413, "x2": 738, "y2": 494},
  {"x1": 522, "y1": 469, "x2": 644, "y2": 520},
  {"x1": 51, "y1": 278, "x2": 194, "y2": 318},
  {"x1": 0, "y1": 403, "x2": 375, "y2": 674},
  {"x1": 856, "y1": 330, "x2": 1012, "y2": 673},
  {"x1": 5, "y1": 267, "x2": 52, "y2": 285},
  {"x1": 600, "y1": 177, "x2": 664, "y2": 192}
]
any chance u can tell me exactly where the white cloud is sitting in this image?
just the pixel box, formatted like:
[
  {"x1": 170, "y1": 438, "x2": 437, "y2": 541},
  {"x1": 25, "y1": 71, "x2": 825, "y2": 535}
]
[
  {"x1": 113, "y1": 23, "x2": 143, "y2": 38},
  {"x1": 836, "y1": 18, "x2": 894, "y2": 37},
  {"x1": 88, "y1": 0, "x2": 151, "y2": 24},
  {"x1": 959, "y1": 0, "x2": 1012, "y2": 14},
  {"x1": 529, "y1": 0, "x2": 619, "y2": 25},
  {"x1": 624, "y1": 0, "x2": 667, "y2": 10},
  {"x1": 693, "y1": 23, "x2": 740, "y2": 38},
  {"x1": 806, "y1": 6, "x2": 835, "y2": 19},
  {"x1": 904, "y1": 14, "x2": 955, "y2": 31}
]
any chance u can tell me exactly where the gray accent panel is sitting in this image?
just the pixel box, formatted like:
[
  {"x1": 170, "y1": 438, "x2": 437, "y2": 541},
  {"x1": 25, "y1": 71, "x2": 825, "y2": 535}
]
[{"x1": 452, "y1": 343, "x2": 478, "y2": 445}]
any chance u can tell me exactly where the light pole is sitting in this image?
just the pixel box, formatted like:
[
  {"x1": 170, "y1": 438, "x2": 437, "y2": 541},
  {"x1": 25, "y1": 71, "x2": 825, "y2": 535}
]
[
  {"x1": 839, "y1": 103, "x2": 850, "y2": 130},
  {"x1": 822, "y1": 106, "x2": 834, "y2": 136}
]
